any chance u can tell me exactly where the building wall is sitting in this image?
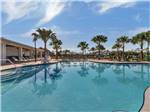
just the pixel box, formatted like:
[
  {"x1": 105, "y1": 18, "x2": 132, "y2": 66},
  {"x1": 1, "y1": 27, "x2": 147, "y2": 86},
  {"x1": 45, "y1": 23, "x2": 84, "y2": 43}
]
[
  {"x1": 1, "y1": 43, "x2": 6, "y2": 59},
  {"x1": 23, "y1": 50, "x2": 31, "y2": 57},
  {"x1": 6, "y1": 46, "x2": 19, "y2": 57}
]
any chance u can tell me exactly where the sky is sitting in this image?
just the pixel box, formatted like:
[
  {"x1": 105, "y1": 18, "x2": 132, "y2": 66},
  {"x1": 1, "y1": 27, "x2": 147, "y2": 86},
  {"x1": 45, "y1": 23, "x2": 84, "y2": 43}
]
[{"x1": 1, "y1": 0, "x2": 150, "y2": 52}]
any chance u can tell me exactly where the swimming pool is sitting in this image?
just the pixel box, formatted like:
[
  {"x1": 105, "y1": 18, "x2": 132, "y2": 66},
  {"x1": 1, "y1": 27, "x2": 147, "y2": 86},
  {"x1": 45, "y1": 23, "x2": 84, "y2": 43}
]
[{"x1": 1, "y1": 61, "x2": 150, "y2": 112}]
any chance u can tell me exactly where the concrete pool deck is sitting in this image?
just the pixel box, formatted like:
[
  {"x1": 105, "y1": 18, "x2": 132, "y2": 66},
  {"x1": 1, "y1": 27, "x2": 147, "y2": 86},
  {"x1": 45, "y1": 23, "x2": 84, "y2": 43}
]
[
  {"x1": 0, "y1": 59, "x2": 60, "y2": 71},
  {"x1": 140, "y1": 87, "x2": 150, "y2": 112}
]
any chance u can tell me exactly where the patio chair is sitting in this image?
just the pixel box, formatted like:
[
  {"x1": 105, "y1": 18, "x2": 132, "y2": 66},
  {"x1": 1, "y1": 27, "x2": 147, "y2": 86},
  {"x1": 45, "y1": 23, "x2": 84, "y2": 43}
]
[{"x1": 12, "y1": 57, "x2": 20, "y2": 62}]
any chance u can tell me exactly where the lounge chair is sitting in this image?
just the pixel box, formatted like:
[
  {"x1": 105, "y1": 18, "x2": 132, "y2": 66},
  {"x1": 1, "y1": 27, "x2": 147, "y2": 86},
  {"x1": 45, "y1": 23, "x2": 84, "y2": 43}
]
[
  {"x1": 12, "y1": 57, "x2": 20, "y2": 62},
  {"x1": 22, "y1": 57, "x2": 28, "y2": 61},
  {"x1": 27, "y1": 57, "x2": 36, "y2": 61},
  {"x1": 12, "y1": 57, "x2": 27, "y2": 63}
]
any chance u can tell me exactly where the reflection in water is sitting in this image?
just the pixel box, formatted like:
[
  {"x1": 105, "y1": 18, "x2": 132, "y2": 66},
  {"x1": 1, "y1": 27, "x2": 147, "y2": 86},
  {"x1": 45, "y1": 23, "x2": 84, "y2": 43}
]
[
  {"x1": 112, "y1": 64, "x2": 132, "y2": 84},
  {"x1": 89, "y1": 62, "x2": 96, "y2": 70},
  {"x1": 32, "y1": 81, "x2": 57, "y2": 97},
  {"x1": 49, "y1": 63, "x2": 63, "y2": 81},
  {"x1": 112, "y1": 64, "x2": 150, "y2": 86},
  {"x1": 133, "y1": 64, "x2": 147, "y2": 80},
  {"x1": 131, "y1": 64, "x2": 150, "y2": 89},
  {"x1": 32, "y1": 63, "x2": 63, "y2": 96},
  {"x1": 61, "y1": 61, "x2": 71, "y2": 68},
  {"x1": 112, "y1": 64, "x2": 123, "y2": 75},
  {"x1": 77, "y1": 61, "x2": 89, "y2": 77},
  {"x1": 147, "y1": 64, "x2": 150, "y2": 81},
  {"x1": 112, "y1": 64, "x2": 130, "y2": 75},
  {"x1": 91, "y1": 63, "x2": 109, "y2": 86},
  {"x1": 92, "y1": 76, "x2": 108, "y2": 86},
  {"x1": 1, "y1": 66, "x2": 44, "y2": 94}
]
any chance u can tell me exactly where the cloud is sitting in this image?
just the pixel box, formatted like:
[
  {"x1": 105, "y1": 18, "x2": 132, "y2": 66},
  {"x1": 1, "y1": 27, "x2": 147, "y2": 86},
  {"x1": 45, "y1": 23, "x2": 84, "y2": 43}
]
[
  {"x1": 37, "y1": 0, "x2": 66, "y2": 26},
  {"x1": 51, "y1": 25, "x2": 80, "y2": 37},
  {"x1": 2, "y1": 0, "x2": 38, "y2": 23},
  {"x1": 98, "y1": 0, "x2": 136, "y2": 14},
  {"x1": 21, "y1": 25, "x2": 79, "y2": 39},
  {"x1": 21, "y1": 29, "x2": 36, "y2": 38},
  {"x1": 128, "y1": 27, "x2": 150, "y2": 36},
  {"x1": 134, "y1": 14, "x2": 141, "y2": 22},
  {"x1": 2, "y1": 0, "x2": 137, "y2": 25},
  {"x1": 2, "y1": 0, "x2": 67, "y2": 25}
]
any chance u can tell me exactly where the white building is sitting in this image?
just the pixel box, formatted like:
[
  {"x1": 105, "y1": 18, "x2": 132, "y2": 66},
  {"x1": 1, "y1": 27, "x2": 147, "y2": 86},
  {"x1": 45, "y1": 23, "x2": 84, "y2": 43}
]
[{"x1": 0, "y1": 38, "x2": 44, "y2": 62}]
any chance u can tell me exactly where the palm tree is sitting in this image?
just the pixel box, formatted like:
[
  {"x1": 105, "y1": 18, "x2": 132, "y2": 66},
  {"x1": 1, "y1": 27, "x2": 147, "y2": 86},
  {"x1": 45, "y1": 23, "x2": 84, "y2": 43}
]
[
  {"x1": 112, "y1": 42, "x2": 122, "y2": 61},
  {"x1": 89, "y1": 47, "x2": 95, "y2": 58},
  {"x1": 95, "y1": 44, "x2": 105, "y2": 59},
  {"x1": 77, "y1": 41, "x2": 89, "y2": 58},
  {"x1": 117, "y1": 36, "x2": 130, "y2": 61},
  {"x1": 63, "y1": 50, "x2": 70, "y2": 58},
  {"x1": 131, "y1": 32, "x2": 146, "y2": 61},
  {"x1": 32, "y1": 33, "x2": 39, "y2": 62},
  {"x1": 145, "y1": 31, "x2": 150, "y2": 61},
  {"x1": 50, "y1": 38, "x2": 62, "y2": 59},
  {"x1": 35, "y1": 28, "x2": 55, "y2": 61},
  {"x1": 91, "y1": 35, "x2": 107, "y2": 59}
]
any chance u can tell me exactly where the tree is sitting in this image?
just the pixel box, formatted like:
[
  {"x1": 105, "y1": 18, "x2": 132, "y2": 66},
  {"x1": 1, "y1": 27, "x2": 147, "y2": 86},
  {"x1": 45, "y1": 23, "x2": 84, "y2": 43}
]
[
  {"x1": 117, "y1": 36, "x2": 130, "y2": 61},
  {"x1": 112, "y1": 42, "x2": 122, "y2": 61},
  {"x1": 145, "y1": 31, "x2": 150, "y2": 61},
  {"x1": 32, "y1": 33, "x2": 39, "y2": 62},
  {"x1": 91, "y1": 35, "x2": 107, "y2": 59},
  {"x1": 50, "y1": 37, "x2": 62, "y2": 59},
  {"x1": 89, "y1": 47, "x2": 96, "y2": 58},
  {"x1": 131, "y1": 32, "x2": 146, "y2": 61},
  {"x1": 90, "y1": 47, "x2": 95, "y2": 52},
  {"x1": 35, "y1": 28, "x2": 55, "y2": 62},
  {"x1": 77, "y1": 41, "x2": 89, "y2": 58}
]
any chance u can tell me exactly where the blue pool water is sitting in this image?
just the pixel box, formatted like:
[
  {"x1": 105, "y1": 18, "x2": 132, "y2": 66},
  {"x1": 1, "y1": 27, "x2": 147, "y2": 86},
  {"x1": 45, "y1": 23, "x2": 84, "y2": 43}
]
[{"x1": 1, "y1": 61, "x2": 150, "y2": 112}]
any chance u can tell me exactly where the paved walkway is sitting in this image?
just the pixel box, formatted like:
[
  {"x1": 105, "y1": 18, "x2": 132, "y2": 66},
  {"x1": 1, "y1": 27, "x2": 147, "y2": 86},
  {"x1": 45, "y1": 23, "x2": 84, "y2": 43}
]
[{"x1": 0, "y1": 60, "x2": 59, "y2": 71}]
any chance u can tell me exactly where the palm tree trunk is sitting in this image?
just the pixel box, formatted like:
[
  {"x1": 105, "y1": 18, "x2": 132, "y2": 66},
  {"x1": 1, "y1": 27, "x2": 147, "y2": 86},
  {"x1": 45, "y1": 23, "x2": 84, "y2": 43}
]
[
  {"x1": 44, "y1": 42, "x2": 47, "y2": 61},
  {"x1": 122, "y1": 44, "x2": 125, "y2": 61},
  {"x1": 85, "y1": 50, "x2": 86, "y2": 59},
  {"x1": 82, "y1": 50, "x2": 84, "y2": 59},
  {"x1": 93, "y1": 51, "x2": 95, "y2": 59},
  {"x1": 117, "y1": 48, "x2": 119, "y2": 61},
  {"x1": 141, "y1": 41, "x2": 144, "y2": 61},
  {"x1": 34, "y1": 41, "x2": 37, "y2": 62},
  {"x1": 147, "y1": 41, "x2": 150, "y2": 61},
  {"x1": 98, "y1": 49, "x2": 100, "y2": 60},
  {"x1": 56, "y1": 48, "x2": 58, "y2": 59},
  {"x1": 98, "y1": 43, "x2": 100, "y2": 60}
]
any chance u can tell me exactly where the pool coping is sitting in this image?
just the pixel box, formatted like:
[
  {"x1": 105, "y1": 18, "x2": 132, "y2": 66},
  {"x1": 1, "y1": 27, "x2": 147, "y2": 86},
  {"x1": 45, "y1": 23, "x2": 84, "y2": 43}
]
[
  {"x1": 0, "y1": 60, "x2": 60, "y2": 72},
  {"x1": 1, "y1": 59, "x2": 150, "y2": 71}
]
